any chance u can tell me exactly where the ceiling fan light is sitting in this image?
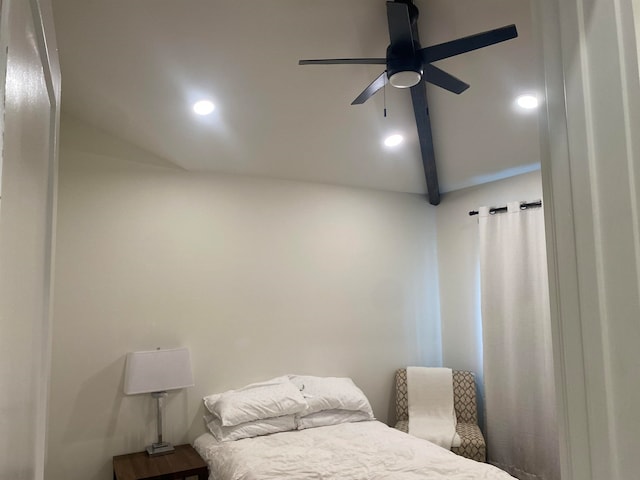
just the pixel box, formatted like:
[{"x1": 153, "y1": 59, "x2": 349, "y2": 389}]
[{"x1": 389, "y1": 70, "x2": 421, "y2": 88}]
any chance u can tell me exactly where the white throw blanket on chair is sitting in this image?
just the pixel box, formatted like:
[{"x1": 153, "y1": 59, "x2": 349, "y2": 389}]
[{"x1": 407, "y1": 366, "x2": 461, "y2": 449}]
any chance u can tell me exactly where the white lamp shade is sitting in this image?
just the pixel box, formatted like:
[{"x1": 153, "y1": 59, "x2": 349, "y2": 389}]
[{"x1": 124, "y1": 347, "x2": 194, "y2": 395}]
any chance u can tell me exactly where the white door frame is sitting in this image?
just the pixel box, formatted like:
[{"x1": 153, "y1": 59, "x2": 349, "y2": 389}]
[
  {"x1": 28, "y1": 0, "x2": 60, "y2": 477},
  {"x1": 0, "y1": 0, "x2": 60, "y2": 478},
  {"x1": 535, "y1": 0, "x2": 640, "y2": 478}
]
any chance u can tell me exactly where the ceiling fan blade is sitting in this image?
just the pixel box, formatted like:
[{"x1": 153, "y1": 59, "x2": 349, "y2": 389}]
[
  {"x1": 351, "y1": 71, "x2": 388, "y2": 105},
  {"x1": 410, "y1": 81, "x2": 440, "y2": 205},
  {"x1": 420, "y1": 24, "x2": 518, "y2": 63},
  {"x1": 299, "y1": 58, "x2": 386, "y2": 65},
  {"x1": 386, "y1": 1, "x2": 414, "y2": 51},
  {"x1": 423, "y1": 64, "x2": 469, "y2": 94}
]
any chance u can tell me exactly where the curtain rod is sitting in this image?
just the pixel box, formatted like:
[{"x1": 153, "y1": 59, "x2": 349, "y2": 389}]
[{"x1": 468, "y1": 200, "x2": 542, "y2": 216}]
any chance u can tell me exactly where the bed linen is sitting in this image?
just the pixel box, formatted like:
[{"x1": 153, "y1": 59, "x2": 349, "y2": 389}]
[
  {"x1": 193, "y1": 420, "x2": 516, "y2": 480},
  {"x1": 204, "y1": 413, "x2": 298, "y2": 442}
]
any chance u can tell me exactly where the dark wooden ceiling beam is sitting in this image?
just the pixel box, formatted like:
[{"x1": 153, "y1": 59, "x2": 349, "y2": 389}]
[
  {"x1": 404, "y1": 0, "x2": 440, "y2": 205},
  {"x1": 409, "y1": 84, "x2": 440, "y2": 205}
]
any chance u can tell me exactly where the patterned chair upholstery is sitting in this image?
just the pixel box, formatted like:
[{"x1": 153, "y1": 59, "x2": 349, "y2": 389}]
[{"x1": 394, "y1": 368, "x2": 486, "y2": 462}]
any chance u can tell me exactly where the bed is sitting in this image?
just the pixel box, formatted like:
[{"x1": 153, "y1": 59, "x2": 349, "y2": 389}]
[
  {"x1": 194, "y1": 420, "x2": 514, "y2": 480},
  {"x1": 196, "y1": 374, "x2": 515, "y2": 480}
]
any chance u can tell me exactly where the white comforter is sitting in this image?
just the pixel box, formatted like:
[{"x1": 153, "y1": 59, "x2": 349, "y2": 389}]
[{"x1": 193, "y1": 420, "x2": 515, "y2": 480}]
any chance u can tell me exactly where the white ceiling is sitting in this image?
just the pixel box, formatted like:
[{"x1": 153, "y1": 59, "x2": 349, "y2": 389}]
[{"x1": 52, "y1": 0, "x2": 540, "y2": 196}]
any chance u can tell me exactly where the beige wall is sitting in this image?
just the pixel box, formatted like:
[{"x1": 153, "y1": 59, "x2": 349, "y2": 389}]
[
  {"x1": 46, "y1": 117, "x2": 442, "y2": 480},
  {"x1": 435, "y1": 170, "x2": 543, "y2": 423}
]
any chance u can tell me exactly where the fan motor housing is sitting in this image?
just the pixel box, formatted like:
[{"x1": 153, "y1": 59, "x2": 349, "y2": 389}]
[{"x1": 386, "y1": 45, "x2": 423, "y2": 88}]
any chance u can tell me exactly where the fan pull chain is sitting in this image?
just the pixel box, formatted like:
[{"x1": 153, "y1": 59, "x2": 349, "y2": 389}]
[{"x1": 383, "y1": 72, "x2": 387, "y2": 118}]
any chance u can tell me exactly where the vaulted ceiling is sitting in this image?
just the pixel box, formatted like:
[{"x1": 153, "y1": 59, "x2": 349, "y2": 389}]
[{"x1": 52, "y1": 0, "x2": 540, "y2": 197}]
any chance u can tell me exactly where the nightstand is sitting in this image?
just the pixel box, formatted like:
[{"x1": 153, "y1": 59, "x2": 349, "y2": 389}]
[{"x1": 113, "y1": 444, "x2": 208, "y2": 480}]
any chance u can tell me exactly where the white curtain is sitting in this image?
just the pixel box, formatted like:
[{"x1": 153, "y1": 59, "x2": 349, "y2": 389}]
[{"x1": 479, "y1": 202, "x2": 560, "y2": 480}]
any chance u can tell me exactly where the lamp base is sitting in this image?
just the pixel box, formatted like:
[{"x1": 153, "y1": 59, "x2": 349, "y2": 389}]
[{"x1": 146, "y1": 442, "x2": 175, "y2": 457}]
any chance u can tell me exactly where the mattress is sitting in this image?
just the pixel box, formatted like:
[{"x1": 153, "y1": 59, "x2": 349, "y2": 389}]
[{"x1": 193, "y1": 420, "x2": 515, "y2": 479}]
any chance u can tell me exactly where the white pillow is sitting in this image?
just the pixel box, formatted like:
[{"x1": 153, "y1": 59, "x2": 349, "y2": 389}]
[
  {"x1": 203, "y1": 379, "x2": 281, "y2": 416},
  {"x1": 288, "y1": 375, "x2": 374, "y2": 417},
  {"x1": 204, "y1": 413, "x2": 297, "y2": 442},
  {"x1": 297, "y1": 409, "x2": 374, "y2": 430},
  {"x1": 204, "y1": 377, "x2": 306, "y2": 426}
]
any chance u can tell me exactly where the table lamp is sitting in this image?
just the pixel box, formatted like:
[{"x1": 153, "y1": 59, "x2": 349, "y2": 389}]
[{"x1": 124, "y1": 347, "x2": 194, "y2": 456}]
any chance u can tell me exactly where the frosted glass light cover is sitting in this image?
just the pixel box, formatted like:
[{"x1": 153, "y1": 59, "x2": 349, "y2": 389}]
[
  {"x1": 124, "y1": 347, "x2": 194, "y2": 394},
  {"x1": 389, "y1": 71, "x2": 421, "y2": 88}
]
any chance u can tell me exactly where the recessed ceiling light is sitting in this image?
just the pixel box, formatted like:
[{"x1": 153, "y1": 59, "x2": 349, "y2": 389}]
[
  {"x1": 516, "y1": 94, "x2": 539, "y2": 110},
  {"x1": 384, "y1": 134, "x2": 404, "y2": 147},
  {"x1": 193, "y1": 100, "x2": 215, "y2": 115}
]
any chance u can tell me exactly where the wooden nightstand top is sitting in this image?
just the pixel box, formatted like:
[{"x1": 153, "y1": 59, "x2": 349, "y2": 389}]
[{"x1": 113, "y1": 444, "x2": 208, "y2": 480}]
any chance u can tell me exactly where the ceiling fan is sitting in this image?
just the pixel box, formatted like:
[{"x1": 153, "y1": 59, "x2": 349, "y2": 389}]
[{"x1": 299, "y1": 0, "x2": 518, "y2": 205}]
